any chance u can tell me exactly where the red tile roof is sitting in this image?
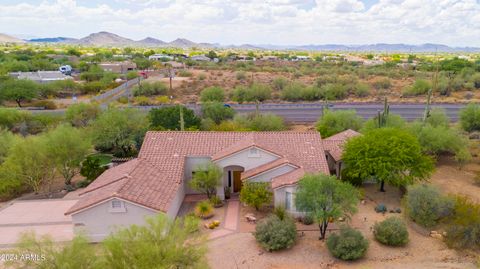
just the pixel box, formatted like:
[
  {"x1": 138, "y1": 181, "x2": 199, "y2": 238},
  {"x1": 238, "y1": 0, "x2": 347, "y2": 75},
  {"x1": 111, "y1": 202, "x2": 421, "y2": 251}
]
[
  {"x1": 323, "y1": 129, "x2": 361, "y2": 161},
  {"x1": 67, "y1": 131, "x2": 341, "y2": 215}
]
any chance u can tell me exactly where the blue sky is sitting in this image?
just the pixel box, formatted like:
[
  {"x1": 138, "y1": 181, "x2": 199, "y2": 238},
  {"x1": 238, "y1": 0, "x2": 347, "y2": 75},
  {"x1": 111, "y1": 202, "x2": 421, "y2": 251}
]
[{"x1": 1, "y1": 0, "x2": 480, "y2": 46}]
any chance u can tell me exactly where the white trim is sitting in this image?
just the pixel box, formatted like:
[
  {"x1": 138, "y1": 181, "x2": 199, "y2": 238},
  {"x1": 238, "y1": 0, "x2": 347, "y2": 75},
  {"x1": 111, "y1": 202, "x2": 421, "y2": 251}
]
[
  {"x1": 69, "y1": 197, "x2": 160, "y2": 216},
  {"x1": 213, "y1": 146, "x2": 282, "y2": 163}
]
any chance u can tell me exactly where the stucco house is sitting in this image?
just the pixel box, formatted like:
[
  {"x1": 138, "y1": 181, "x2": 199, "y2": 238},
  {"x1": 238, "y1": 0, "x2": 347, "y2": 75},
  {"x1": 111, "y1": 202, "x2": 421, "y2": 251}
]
[{"x1": 65, "y1": 130, "x2": 359, "y2": 241}]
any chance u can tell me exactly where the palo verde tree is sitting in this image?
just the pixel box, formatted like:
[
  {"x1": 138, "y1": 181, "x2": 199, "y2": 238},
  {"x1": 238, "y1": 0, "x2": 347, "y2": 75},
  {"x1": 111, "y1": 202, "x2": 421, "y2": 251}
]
[
  {"x1": 0, "y1": 79, "x2": 39, "y2": 107},
  {"x1": 342, "y1": 128, "x2": 434, "y2": 192},
  {"x1": 189, "y1": 162, "x2": 223, "y2": 199},
  {"x1": 44, "y1": 125, "x2": 92, "y2": 187},
  {"x1": 295, "y1": 174, "x2": 359, "y2": 240}
]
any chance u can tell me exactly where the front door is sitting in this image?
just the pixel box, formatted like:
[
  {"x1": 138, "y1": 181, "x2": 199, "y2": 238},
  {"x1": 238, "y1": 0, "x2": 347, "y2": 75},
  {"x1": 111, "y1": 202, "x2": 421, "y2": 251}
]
[{"x1": 233, "y1": 171, "x2": 242, "y2": 192}]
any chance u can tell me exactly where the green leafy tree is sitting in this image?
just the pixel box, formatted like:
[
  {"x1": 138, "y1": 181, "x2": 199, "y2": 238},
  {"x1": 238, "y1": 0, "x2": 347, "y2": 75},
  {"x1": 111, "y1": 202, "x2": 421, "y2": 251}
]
[
  {"x1": 2, "y1": 135, "x2": 56, "y2": 194},
  {"x1": 200, "y1": 86, "x2": 225, "y2": 102},
  {"x1": 149, "y1": 105, "x2": 200, "y2": 130},
  {"x1": 342, "y1": 128, "x2": 434, "y2": 191},
  {"x1": 240, "y1": 182, "x2": 273, "y2": 211},
  {"x1": 316, "y1": 110, "x2": 363, "y2": 138},
  {"x1": 295, "y1": 174, "x2": 359, "y2": 240},
  {"x1": 202, "y1": 102, "x2": 235, "y2": 124},
  {"x1": 189, "y1": 162, "x2": 223, "y2": 198},
  {"x1": 103, "y1": 214, "x2": 206, "y2": 268},
  {"x1": 460, "y1": 103, "x2": 480, "y2": 132},
  {"x1": 0, "y1": 129, "x2": 17, "y2": 164},
  {"x1": 80, "y1": 157, "x2": 107, "y2": 182},
  {"x1": 0, "y1": 79, "x2": 39, "y2": 107},
  {"x1": 65, "y1": 103, "x2": 101, "y2": 127},
  {"x1": 44, "y1": 125, "x2": 92, "y2": 187},
  {"x1": 90, "y1": 108, "x2": 148, "y2": 157},
  {"x1": 4, "y1": 232, "x2": 101, "y2": 269},
  {"x1": 233, "y1": 113, "x2": 286, "y2": 131},
  {"x1": 361, "y1": 113, "x2": 405, "y2": 132}
]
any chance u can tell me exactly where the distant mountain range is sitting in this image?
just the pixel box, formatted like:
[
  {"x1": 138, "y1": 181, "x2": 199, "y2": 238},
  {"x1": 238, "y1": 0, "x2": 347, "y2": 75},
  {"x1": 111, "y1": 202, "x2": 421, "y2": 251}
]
[
  {"x1": 0, "y1": 33, "x2": 25, "y2": 43},
  {"x1": 1, "y1": 31, "x2": 479, "y2": 52}
]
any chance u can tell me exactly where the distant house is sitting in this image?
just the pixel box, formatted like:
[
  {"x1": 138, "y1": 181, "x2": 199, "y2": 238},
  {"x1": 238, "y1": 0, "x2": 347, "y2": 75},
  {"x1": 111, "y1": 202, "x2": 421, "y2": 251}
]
[
  {"x1": 65, "y1": 130, "x2": 359, "y2": 242},
  {"x1": 291, "y1": 55, "x2": 311, "y2": 61},
  {"x1": 98, "y1": 62, "x2": 137, "y2": 74},
  {"x1": 190, "y1": 55, "x2": 211, "y2": 61},
  {"x1": 149, "y1": 54, "x2": 174, "y2": 61},
  {"x1": 9, "y1": 71, "x2": 72, "y2": 83},
  {"x1": 261, "y1": 55, "x2": 279, "y2": 61}
]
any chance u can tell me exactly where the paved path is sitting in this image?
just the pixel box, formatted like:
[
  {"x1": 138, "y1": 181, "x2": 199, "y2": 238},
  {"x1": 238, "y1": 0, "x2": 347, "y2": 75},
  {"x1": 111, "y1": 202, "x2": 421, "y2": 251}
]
[
  {"x1": 209, "y1": 200, "x2": 240, "y2": 240},
  {"x1": 0, "y1": 199, "x2": 77, "y2": 247}
]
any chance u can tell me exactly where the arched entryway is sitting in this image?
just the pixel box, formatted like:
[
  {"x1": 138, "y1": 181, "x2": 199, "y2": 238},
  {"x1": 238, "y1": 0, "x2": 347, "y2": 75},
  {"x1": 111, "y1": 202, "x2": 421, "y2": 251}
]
[{"x1": 223, "y1": 165, "x2": 245, "y2": 193}]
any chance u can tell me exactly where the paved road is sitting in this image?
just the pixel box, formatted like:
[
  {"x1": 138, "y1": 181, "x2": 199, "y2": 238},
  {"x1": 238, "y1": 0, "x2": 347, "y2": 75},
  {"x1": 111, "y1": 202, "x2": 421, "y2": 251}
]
[{"x1": 29, "y1": 103, "x2": 466, "y2": 123}]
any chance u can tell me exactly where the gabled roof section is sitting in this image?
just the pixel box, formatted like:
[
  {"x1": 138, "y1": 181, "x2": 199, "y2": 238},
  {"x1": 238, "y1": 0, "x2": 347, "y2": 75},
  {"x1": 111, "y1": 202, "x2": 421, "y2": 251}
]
[
  {"x1": 324, "y1": 129, "x2": 361, "y2": 141},
  {"x1": 323, "y1": 129, "x2": 362, "y2": 161},
  {"x1": 241, "y1": 158, "x2": 297, "y2": 180},
  {"x1": 271, "y1": 168, "x2": 306, "y2": 189}
]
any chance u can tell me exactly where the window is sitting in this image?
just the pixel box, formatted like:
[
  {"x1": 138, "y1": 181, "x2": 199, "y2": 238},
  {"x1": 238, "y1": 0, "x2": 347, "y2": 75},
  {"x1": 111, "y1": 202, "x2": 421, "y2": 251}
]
[
  {"x1": 111, "y1": 200, "x2": 122, "y2": 208},
  {"x1": 109, "y1": 200, "x2": 126, "y2": 213},
  {"x1": 248, "y1": 147, "x2": 260, "y2": 157},
  {"x1": 285, "y1": 192, "x2": 292, "y2": 210}
]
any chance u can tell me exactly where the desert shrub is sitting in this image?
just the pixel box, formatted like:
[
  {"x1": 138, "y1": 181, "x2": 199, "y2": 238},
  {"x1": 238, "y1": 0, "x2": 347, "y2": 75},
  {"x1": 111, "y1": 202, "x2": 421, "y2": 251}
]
[
  {"x1": 302, "y1": 215, "x2": 314, "y2": 225},
  {"x1": 149, "y1": 105, "x2": 200, "y2": 130},
  {"x1": 471, "y1": 73, "x2": 480, "y2": 89},
  {"x1": 209, "y1": 195, "x2": 223, "y2": 207},
  {"x1": 444, "y1": 196, "x2": 480, "y2": 250},
  {"x1": 81, "y1": 81, "x2": 106, "y2": 94},
  {"x1": 178, "y1": 69, "x2": 192, "y2": 77},
  {"x1": 200, "y1": 86, "x2": 225, "y2": 102},
  {"x1": 65, "y1": 103, "x2": 101, "y2": 127},
  {"x1": 254, "y1": 215, "x2": 297, "y2": 251},
  {"x1": 405, "y1": 184, "x2": 454, "y2": 228},
  {"x1": 354, "y1": 82, "x2": 370, "y2": 97},
  {"x1": 273, "y1": 206, "x2": 287, "y2": 220},
  {"x1": 117, "y1": 96, "x2": 128, "y2": 104},
  {"x1": 155, "y1": 95, "x2": 170, "y2": 104},
  {"x1": 373, "y1": 77, "x2": 392, "y2": 90},
  {"x1": 326, "y1": 226, "x2": 369, "y2": 261},
  {"x1": 133, "y1": 96, "x2": 153, "y2": 105},
  {"x1": 408, "y1": 121, "x2": 470, "y2": 162},
  {"x1": 361, "y1": 113, "x2": 405, "y2": 132},
  {"x1": 233, "y1": 113, "x2": 286, "y2": 131},
  {"x1": 202, "y1": 102, "x2": 235, "y2": 124},
  {"x1": 272, "y1": 77, "x2": 289, "y2": 91},
  {"x1": 231, "y1": 84, "x2": 271, "y2": 103},
  {"x1": 236, "y1": 71, "x2": 246, "y2": 80},
  {"x1": 132, "y1": 81, "x2": 168, "y2": 97},
  {"x1": 460, "y1": 103, "x2": 480, "y2": 132},
  {"x1": 197, "y1": 73, "x2": 206, "y2": 80},
  {"x1": 403, "y1": 79, "x2": 431, "y2": 96},
  {"x1": 194, "y1": 200, "x2": 214, "y2": 219},
  {"x1": 31, "y1": 100, "x2": 57, "y2": 110},
  {"x1": 316, "y1": 110, "x2": 363, "y2": 138},
  {"x1": 280, "y1": 82, "x2": 306, "y2": 101},
  {"x1": 319, "y1": 83, "x2": 348, "y2": 100},
  {"x1": 126, "y1": 71, "x2": 139, "y2": 80},
  {"x1": 240, "y1": 182, "x2": 273, "y2": 211},
  {"x1": 373, "y1": 216, "x2": 409, "y2": 246}
]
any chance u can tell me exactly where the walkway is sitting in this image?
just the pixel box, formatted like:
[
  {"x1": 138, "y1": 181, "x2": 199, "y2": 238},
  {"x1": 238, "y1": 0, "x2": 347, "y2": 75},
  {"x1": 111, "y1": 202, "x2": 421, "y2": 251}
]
[
  {"x1": 209, "y1": 199, "x2": 240, "y2": 240},
  {"x1": 0, "y1": 199, "x2": 77, "y2": 247}
]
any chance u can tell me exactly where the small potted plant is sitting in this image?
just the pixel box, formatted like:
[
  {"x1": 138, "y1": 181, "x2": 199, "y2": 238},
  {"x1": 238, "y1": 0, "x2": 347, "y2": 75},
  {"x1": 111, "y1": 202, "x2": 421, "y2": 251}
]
[
  {"x1": 210, "y1": 195, "x2": 224, "y2": 208},
  {"x1": 224, "y1": 186, "x2": 231, "y2": 200}
]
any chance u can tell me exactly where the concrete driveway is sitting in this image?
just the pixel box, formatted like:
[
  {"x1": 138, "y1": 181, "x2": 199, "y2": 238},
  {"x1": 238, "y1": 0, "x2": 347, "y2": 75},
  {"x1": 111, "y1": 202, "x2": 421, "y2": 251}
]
[{"x1": 0, "y1": 199, "x2": 78, "y2": 247}]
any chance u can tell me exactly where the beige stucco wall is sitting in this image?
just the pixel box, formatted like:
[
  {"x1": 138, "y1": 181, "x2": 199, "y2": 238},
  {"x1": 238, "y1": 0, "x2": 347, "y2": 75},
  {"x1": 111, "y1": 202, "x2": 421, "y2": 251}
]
[
  {"x1": 274, "y1": 185, "x2": 305, "y2": 218},
  {"x1": 71, "y1": 198, "x2": 159, "y2": 242},
  {"x1": 215, "y1": 147, "x2": 279, "y2": 171},
  {"x1": 249, "y1": 164, "x2": 296, "y2": 183}
]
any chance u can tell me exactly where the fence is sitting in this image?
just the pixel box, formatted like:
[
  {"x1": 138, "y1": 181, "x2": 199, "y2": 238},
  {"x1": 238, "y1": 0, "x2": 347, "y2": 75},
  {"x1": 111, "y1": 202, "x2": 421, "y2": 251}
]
[{"x1": 92, "y1": 77, "x2": 142, "y2": 102}]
